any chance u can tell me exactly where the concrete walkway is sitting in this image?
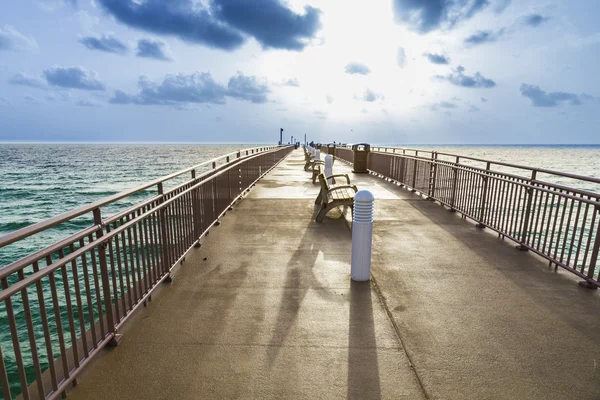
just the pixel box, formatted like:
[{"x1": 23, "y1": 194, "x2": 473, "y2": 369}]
[{"x1": 71, "y1": 149, "x2": 600, "y2": 399}]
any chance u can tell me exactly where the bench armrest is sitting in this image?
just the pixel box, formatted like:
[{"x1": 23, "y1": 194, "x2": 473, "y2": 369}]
[
  {"x1": 328, "y1": 185, "x2": 358, "y2": 194},
  {"x1": 326, "y1": 174, "x2": 350, "y2": 183}
]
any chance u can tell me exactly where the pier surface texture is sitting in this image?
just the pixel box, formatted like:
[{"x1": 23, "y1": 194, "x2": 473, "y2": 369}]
[{"x1": 71, "y1": 149, "x2": 600, "y2": 400}]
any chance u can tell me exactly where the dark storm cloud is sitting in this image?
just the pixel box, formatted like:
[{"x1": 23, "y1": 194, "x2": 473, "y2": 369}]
[
  {"x1": 97, "y1": 0, "x2": 321, "y2": 51},
  {"x1": 392, "y1": 0, "x2": 490, "y2": 33},
  {"x1": 210, "y1": 0, "x2": 321, "y2": 50}
]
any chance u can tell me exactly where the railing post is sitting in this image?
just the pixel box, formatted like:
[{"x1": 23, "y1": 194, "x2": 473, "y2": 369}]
[
  {"x1": 476, "y1": 162, "x2": 491, "y2": 228},
  {"x1": 157, "y1": 183, "x2": 173, "y2": 282},
  {"x1": 580, "y1": 206, "x2": 600, "y2": 289},
  {"x1": 191, "y1": 171, "x2": 202, "y2": 248},
  {"x1": 449, "y1": 156, "x2": 459, "y2": 212},
  {"x1": 411, "y1": 157, "x2": 417, "y2": 191},
  {"x1": 427, "y1": 152, "x2": 437, "y2": 200},
  {"x1": 93, "y1": 208, "x2": 120, "y2": 345},
  {"x1": 516, "y1": 170, "x2": 537, "y2": 251}
]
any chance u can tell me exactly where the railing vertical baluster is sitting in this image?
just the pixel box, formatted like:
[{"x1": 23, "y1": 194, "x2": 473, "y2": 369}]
[
  {"x1": 449, "y1": 156, "x2": 459, "y2": 212},
  {"x1": 580, "y1": 206, "x2": 600, "y2": 288},
  {"x1": 0, "y1": 343, "x2": 11, "y2": 400},
  {"x1": 516, "y1": 171, "x2": 537, "y2": 250},
  {"x1": 2, "y1": 278, "x2": 30, "y2": 400},
  {"x1": 428, "y1": 152, "x2": 437, "y2": 200},
  {"x1": 157, "y1": 183, "x2": 173, "y2": 283},
  {"x1": 93, "y1": 208, "x2": 118, "y2": 344},
  {"x1": 411, "y1": 158, "x2": 417, "y2": 190},
  {"x1": 476, "y1": 162, "x2": 491, "y2": 228}
]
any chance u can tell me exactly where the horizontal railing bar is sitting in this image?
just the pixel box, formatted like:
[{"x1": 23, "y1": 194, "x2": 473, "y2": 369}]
[
  {"x1": 0, "y1": 225, "x2": 100, "y2": 280},
  {"x1": 0, "y1": 145, "x2": 280, "y2": 248},
  {"x1": 0, "y1": 147, "x2": 288, "y2": 300},
  {"x1": 375, "y1": 153, "x2": 600, "y2": 206},
  {"x1": 370, "y1": 146, "x2": 600, "y2": 184}
]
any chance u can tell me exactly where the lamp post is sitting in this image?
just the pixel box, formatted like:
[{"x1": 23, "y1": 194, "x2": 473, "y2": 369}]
[{"x1": 279, "y1": 128, "x2": 284, "y2": 145}]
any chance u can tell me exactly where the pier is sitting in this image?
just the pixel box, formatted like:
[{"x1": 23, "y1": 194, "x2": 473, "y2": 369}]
[{"x1": 1, "y1": 146, "x2": 600, "y2": 399}]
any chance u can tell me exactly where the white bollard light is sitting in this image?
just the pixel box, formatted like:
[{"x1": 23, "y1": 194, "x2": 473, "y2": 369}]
[
  {"x1": 315, "y1": 150, "x2": 321, "y2": 160},
  {"x1": 324, "y1": 155, "x2": 333, "y2": 184},
  {"x1": 351, "y1": 190, "x2": 374, "y2": 281}
]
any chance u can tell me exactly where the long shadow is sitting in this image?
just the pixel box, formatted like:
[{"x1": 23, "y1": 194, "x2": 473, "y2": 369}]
[
  {"x1": 266, "y1": 213, "x2": 349, "y2": 366},
  {"x1": 347, "y1": 280, "x2": 381, "y2": 400},
  {"x1": 375, "y1": 177, "x2": 600, "y2": 343}
]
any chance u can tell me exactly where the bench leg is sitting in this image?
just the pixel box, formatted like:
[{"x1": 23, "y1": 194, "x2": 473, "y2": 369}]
[
  {"x1": 316, "y1": 203, "x2": 338, "y2": 222},
  {"x1": 312, "y1": 170, "x2": 318, "y2": 184},
  {"x1": 315, "y1": 189, "x2": 324, "y2": 204}
]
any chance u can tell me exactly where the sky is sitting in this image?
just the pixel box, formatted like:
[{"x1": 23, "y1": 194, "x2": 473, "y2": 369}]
[{"x1": 0, "y1": 0, "x2": 599, "y2": 144}]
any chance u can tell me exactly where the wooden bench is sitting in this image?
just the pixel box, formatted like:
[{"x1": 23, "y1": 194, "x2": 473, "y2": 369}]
[{"x1": 315, "y1": 173, "x2": 358, "y2": 222}]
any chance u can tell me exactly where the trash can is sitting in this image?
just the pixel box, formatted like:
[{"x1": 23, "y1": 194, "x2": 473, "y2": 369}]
[
  {"x1": 326, "y1": 143, "x2": 336, "y2": 156},
  {"x1": 352, "y1": 143, "x2": 370, "y2": 173}
]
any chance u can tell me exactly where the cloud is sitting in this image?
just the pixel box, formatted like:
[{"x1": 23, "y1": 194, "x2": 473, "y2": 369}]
[
  {"x1": 43, "y1": 66, "x2": 106, "y2": 91},
  {"x1": 281, "y1": 77, "x2": 300, "y2": 87},
  {"x1": 227, "y1": 73, "x2": 269, "y2": 103},
  {"x1": 0, "y1": 97, "x2": 10, "y2": 105},
  {"x1": 210, "y1": 0, "x2": 322, "y2": 50},
  {"x1": 519, "y1": 84, "x2": 585, "y2": 107},
  {"x1": 494, "y1": 0, "x2": 511, "y2": 13},
  {"x1": 436, "y1": 65, "x2": 496, "y2": 88},
  {"x1": 110, "y1": 71, "x2": 269, "y2": 106},
  {"x1": 481, "y1": 97, "x2": 488, "y2": 102},
  {"x1": 0, "y1": 25, "x2": 38, "y2": 51},
  {"x1": 97, "y1": 0, "x2": 321, "y2": 51},
  {"x1": 77, "y1": 99, "x2": 102, "y2": 107},
  {"x1": 464, "y1": 29, "x2": 504, "y2": 45},
  {"x1": 397, "y1": 47, "x2": 407, "y2": 68},
  {"x1": 79, "y1": 34, "x2": 128, "y2": 54},
  {"x1": 361, "y1": 89, "x2": 383, "y2": 102},
  {"x1": 392, "y1": 0, "x2": 490, "y2": 33},
  {"x1": 345, "y1": 62, "x2": 371, "y2": 75},
  {"x1": 313, "y1": 110, "x2": 327, "y2": 119},
  {"x1": 9, "y1": 72, "x2": 47, "y2": 89},
  {"x1": 136, "y1": 38, "x2": 172, "y2": 61},
  {"x1": 520, "y1": 14, "x2": 549, "y2": 27},
  {"x1": 423, "y1": 52, "x2": 450, "y2": 64},
  {"x1": 429, "y1": 100, "x2": 457, "y2": 111},
  {"x1": 465, "y1": 13, "x2": 548, "y2": 46},
  {"x1": 468, "y1": 105, "x2": 480, "y2": 112},
  {"x1": 326, "y1": 95, "x2": 334, "y2": 104},
  {"x1": 45, "y1": 92, "x2": 72, "y2": 102}
]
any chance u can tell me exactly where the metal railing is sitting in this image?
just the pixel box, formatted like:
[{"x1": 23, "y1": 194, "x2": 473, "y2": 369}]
[
  {"x1": 337, "y1": 145, "x2": 600, "y2": 288},
  {"x1": 0, "y1": 145, "x2": 293, "y2": 400}
]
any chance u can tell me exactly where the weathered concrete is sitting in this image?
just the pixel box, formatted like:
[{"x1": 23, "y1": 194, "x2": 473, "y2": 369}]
[{"x1": 71, "y1": 149, "x2": 600, "y2": 400}]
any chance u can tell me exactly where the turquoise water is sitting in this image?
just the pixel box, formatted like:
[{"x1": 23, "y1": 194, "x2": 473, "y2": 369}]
[
  {"x1": 0, "y1": 143, "x2": 599, "y2": 398},
  {"x1": 0, "y1": 144, "x2": 254, "y2": 398}
]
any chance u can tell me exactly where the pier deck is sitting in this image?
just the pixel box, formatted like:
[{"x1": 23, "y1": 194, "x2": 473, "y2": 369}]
[{"x1": 71, "y1": 149, "x2": 600, "y2": 399}]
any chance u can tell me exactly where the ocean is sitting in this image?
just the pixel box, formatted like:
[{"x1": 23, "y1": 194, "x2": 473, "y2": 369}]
[{"x1": 0, "y1": 143, "x2": 599, "y2": 398}]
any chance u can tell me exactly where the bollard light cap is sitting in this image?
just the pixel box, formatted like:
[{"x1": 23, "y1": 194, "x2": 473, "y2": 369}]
[{"x1": 354, "y1": 190, "x2": 374, "y2": 202}]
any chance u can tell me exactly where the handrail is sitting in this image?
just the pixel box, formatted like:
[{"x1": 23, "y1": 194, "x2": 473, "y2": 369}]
[
  {"x1": 0, "y1": 145, "x2": 278, "y2": 248},
  {"x1": 368, "y1": 145, "x2": 600, "y2": 184},
  {"x1": 359, "y1": 147, "x2": 600, "y2": 290},
  {"x1": 0, "y1": 145, "x2": 294, "y2": 400}
]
